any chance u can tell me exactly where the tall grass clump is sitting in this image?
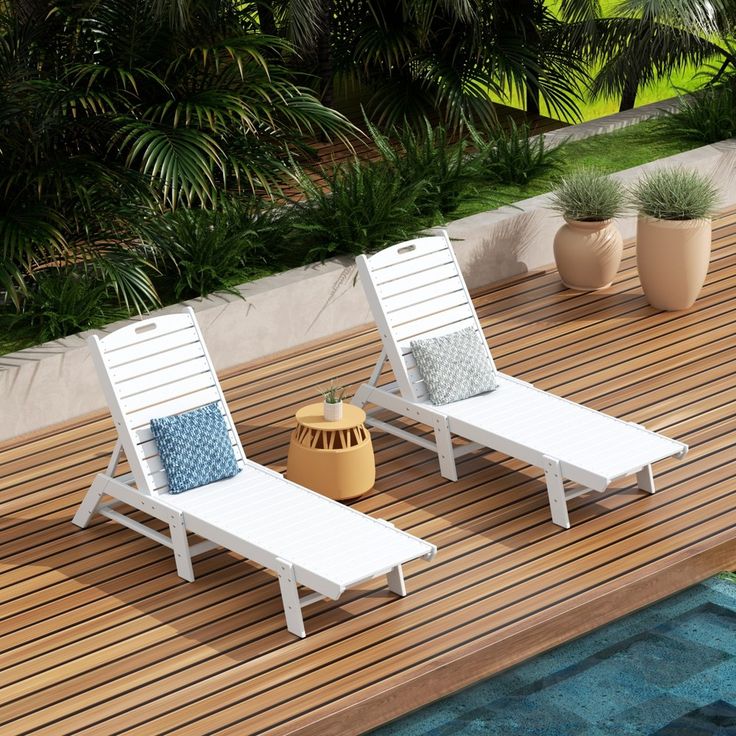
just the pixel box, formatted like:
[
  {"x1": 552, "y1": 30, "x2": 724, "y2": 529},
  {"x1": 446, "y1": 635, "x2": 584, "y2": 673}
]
[
  {"x1": 658, "y1": 87, "x2": 736, "y2": 144},
  {"x1": 471, "y1": 121, "x2": 564, "y2": 186},
  {"x1": 549, "y1": 168, "x2": 626, "y2": 221},
  {"x1": 629, "y1": 168, "x2": 719, "y2": 220}
]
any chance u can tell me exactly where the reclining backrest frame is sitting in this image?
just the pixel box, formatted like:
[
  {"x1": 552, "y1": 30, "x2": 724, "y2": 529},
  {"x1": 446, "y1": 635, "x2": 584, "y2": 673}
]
[
  {"x1": 88, "y1": 307, "x2": 246, "y2": 495},
  {"x1": 356, "y1": 230, "x2": 496, "y2": 403}
]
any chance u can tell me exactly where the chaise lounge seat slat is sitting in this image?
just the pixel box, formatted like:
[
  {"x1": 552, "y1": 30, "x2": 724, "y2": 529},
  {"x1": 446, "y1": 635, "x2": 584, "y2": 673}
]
[
  {"x1": 433, "y1": 374, "x2": 685, "y2": 489},
  {"x1": 167, "y1": 465, "x2": 433, "y2": 592},
  {"x1": 73, "y1": 308, "x2": 435, "y2": 637},
  {"x1": 353, "y1": 232, "x2": 688, "y2": 529}
]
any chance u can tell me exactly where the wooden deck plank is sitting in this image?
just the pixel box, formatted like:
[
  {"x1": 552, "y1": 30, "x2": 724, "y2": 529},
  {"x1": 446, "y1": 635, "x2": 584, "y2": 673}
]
[{"x1": 0, "y1": 212, "x2": 735, "y2": 735}]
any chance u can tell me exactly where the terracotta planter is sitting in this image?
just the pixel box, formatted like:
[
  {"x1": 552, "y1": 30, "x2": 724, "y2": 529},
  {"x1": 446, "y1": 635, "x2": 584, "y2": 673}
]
[
  {"x1": 636, "y1": 216, "x2": 711, "y2": 311},
  {"x1": 553, "y1": 218, "x2": 623, "y2": 291}
]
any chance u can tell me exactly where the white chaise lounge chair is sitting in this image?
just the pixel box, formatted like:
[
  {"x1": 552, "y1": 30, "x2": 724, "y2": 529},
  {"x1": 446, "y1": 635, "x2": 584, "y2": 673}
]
[
  {"x1": 72, "y1": 308, "x2": 435, "y2": 637},
  {"x1": 353, "y1": 232, "x2": 688, "y2": 529}
]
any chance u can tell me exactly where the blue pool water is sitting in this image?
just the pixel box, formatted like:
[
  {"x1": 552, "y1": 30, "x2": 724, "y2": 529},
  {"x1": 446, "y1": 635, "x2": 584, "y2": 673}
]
[{"x1": 371, "y1": 576, "x2": 736, "y2": 736}]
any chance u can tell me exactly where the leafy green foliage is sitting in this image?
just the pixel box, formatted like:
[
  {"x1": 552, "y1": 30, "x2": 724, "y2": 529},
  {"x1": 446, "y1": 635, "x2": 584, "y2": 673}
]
[
  {"x1": 282, "y1": 0, "x2": 593, "y2": 128},
  {"x1": 0, "y1": 269, "x2": 126, "y2": 341},
  {"x1": 549, "y1": 168, "x2": 627, "y2": 221},
  {"x1": 471, "y1": 121, "x2": 565, "y2": 186},
  {"x1": 288, "y1": 160, "x2": 425, "y2": 262},
  {"x1": 370, "y1": 120, "x2": 476, "y2": 219},
  {"x1": 629, "y1": 167, "x2": 719, "y2": 220},
  {"x1": 585, "y1": 0, "x2": 735, "y2": 112},
  {"x1": 0, "y1": 0, "x2": 352, "y2": 328},
  {"x1": 319, "y1": 379, "x2": 348, "y2": 404},
  {"x1": 138, "y1": 200, "x2": 270, "y2": 300},
  {"x1": 657, "y1": 87, "x2": 736, "y2": 144}
]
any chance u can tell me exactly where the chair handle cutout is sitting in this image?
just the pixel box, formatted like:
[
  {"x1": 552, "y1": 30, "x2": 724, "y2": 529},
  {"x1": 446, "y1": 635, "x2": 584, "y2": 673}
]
[
  {"x1": 134, "y1": 322, "x2": 157, "y2": 334},
  {"x1": 397, "y1": 244, "x2": 416, "y2": 255}
]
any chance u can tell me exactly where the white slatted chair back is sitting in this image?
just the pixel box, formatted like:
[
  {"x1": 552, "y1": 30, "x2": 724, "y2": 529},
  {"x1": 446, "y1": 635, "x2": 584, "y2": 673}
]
[
  {"x1": 356, "y1": 231, "x2": 496, "y2": 403},
  {"x1": 88, "y1": 308, "x2": 246, "y2": 495}
]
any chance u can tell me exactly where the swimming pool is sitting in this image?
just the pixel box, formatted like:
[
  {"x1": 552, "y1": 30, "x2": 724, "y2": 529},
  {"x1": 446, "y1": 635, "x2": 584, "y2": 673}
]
[{"x1": 371, "y1": 576, "x2": 736, "y2": 735}]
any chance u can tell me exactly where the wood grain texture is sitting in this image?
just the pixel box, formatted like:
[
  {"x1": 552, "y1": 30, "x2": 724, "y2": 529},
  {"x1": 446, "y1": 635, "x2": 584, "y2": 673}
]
[{"x1": 1, "y1": 212, "x2": 735, "y2": 736}]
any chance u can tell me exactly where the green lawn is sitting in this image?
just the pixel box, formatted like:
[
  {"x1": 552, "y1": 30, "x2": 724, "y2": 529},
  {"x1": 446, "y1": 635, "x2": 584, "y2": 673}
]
[
  {"x1": 491, "y1": 62, "x2": 703, "y2": 123},
  {"x1": 452, "y1": 118, "x2": 700, "y2": 219},
  {"x1": 489, "y1": 71, "x2": 699, "y2": 123},
  {"x1": 493, "y1": 0, "x2": 712, "y2": 122}
]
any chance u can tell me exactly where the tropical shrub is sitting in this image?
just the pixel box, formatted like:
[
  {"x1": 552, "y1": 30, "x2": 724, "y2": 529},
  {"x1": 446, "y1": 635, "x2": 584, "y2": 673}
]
[
  {"x1": 138, "y1": 199, "x2": 274, "y2": 300},
  {"x1": 471, "y1": 121, "x2": 564, "y2": 186},
  {"x1": 657, "y1": 87, "x2": 736, "y2": 144},
  {"x1": 0, "y1": 268, "x2": 126, "y2": 341},
  {"x1": 549, "y1": 168, "x2": 627, "y2": 221},
  {"x1": 288, "y1": 160, "x2": 425, "y2": 261},
  {"x1": 282, "y1": 0, "x2": 591, "y2": 127},
  {"x1": 370, "y1": 121, "x2": 476, "y2": 218},
  {"x1": 629, "y1": 168, "x2": 719, "y2": 220},
  {"x1": 0, "y1": 0, "x2": 352, "y2": 313},
  {"x1": 587, "y1": 0, "x2": 736, "y2": 112}
]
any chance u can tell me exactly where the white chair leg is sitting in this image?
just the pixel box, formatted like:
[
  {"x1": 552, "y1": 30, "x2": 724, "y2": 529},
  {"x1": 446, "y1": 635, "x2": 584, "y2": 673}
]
[
  {"x1": 352, "y1": 383, "x2": 371, "y2": 410},
  {"x1": 387, "y1": 564, "x2": 406, "y2": 596},
  {"x1": 72, "y1": 475, "x2": 108, "y2": 528},
  {"x1": 169, "y1": 511, "x2": 195, "y2": 582},
  {"x1": 542, "y1": 456, "x2": 570, "y2": 529},
  {"x1": 637, "y1": 464, "x2": 655, "y2": 494},
  {"x1": 276, "y1": 558, "x2": 306, "y2": 638},
  {"x1": 434, "y1": 416, "x2": 458, "y2": 481}
]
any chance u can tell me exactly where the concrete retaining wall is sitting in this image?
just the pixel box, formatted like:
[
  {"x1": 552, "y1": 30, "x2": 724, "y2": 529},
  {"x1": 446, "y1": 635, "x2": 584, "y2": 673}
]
[{"x1": 3, "y1": 104, "x2": 735, "y2": 442}]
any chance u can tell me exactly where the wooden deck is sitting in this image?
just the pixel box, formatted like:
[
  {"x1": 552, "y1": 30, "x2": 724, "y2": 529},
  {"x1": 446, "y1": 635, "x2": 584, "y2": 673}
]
[{"x1": 2, "y1": 212, "x2": 736, "y2": 736}]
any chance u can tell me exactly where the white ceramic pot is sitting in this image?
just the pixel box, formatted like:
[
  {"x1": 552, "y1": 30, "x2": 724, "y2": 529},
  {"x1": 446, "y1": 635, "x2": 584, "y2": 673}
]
[
  {"x1": 553, "y1": 218, "x2": 623, "y2": 291},
  {"x1": 636, "y1": 216, "x2": 712, "y2": 311},
  {"x1": 323, "y1": 400, "x2": 343, "y2": 421}
]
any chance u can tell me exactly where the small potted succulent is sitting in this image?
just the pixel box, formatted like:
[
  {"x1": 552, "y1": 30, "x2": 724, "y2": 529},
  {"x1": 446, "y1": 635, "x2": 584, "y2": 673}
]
[
  {"x1": 548, "y1": 167, "x2": 627, "y2": 290},
  {"x1": 320, "y1": 380, "x2": 348, "y2": 421},
  {"x1": 630, "y1": 167, "x2": 719, "y2": 310}
]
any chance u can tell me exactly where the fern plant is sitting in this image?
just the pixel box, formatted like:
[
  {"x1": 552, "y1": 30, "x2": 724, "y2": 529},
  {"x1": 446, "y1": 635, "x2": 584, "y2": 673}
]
[
  {"x1": 138, "y1": 199, "x2": 270, "y2": 300},
  {"x1": 471, "y1": 121, "x2": 565, "y2": 186},
  {"x1": 369, "y1": 120, "x2": 476, "y2": 219},
  {"x1": 0, "y1": 269, "x2": 126, "y2": 341}
]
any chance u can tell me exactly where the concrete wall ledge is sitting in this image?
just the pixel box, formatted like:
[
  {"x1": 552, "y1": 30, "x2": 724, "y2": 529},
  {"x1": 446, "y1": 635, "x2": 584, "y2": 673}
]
[{"x1": 3, "y1": 110, "x2": 736, "y2": 442}]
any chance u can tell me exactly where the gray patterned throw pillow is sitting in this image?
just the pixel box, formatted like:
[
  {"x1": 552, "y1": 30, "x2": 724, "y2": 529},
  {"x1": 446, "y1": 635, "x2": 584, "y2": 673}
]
[{"x1": 411, "y1": 326, "x2": 498, "y2": 405}]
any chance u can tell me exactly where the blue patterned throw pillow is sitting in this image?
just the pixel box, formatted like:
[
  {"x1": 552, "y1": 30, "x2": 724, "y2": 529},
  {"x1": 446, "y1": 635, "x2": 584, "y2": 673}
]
[
  {"x1": 411, "y1": 326, "x2": 498, "y2": 405},
  {"x1": 150, "y1": 402, "x2": 240, "y2": 493}
]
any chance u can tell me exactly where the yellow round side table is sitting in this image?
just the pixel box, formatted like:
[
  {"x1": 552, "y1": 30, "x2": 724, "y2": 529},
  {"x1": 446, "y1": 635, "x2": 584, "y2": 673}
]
[{"x1": 286, "y1": 403, "x2": 375, "y2": 500}]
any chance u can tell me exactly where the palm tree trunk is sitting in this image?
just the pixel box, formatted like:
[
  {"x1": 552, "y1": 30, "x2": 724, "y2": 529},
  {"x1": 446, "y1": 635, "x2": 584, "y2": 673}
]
[
  {"x1": 526, "y1": 84, "x2": 540, "y2": 116},
  {"x1": 256, "y1": 1, "x2": 277, "y2": 37},
  {"x1": 619, "y1": 71, "x2": 639, "y2": 112},
  {"x1": 314, "y1": 0, "x2": 333, "y2": 107},
  {"x1": 12, "y1": 0, "x2": 48, "y2": 22},
  {"x1": 520, "y1": 0, "x2": 543, "y2": 117}
]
